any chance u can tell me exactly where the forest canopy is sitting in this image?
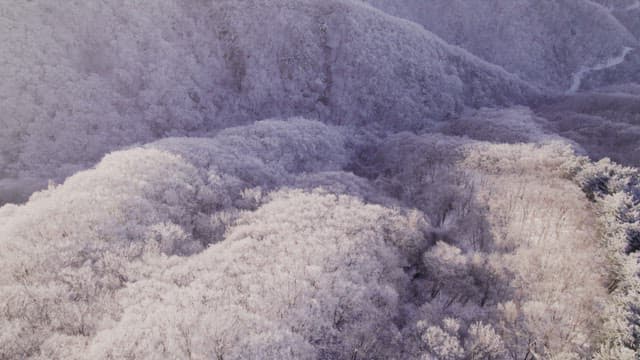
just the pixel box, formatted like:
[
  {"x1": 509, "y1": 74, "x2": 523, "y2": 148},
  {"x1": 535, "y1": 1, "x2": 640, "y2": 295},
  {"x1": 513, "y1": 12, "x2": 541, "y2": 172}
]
[{"x1": 2, "y1": 1, "x2": 640, "y2": 359}]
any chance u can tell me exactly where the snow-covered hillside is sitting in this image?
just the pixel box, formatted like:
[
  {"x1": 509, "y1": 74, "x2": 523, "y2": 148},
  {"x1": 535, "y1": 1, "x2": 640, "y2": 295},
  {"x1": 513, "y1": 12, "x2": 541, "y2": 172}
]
[
  {"x1": 363, "y1": 0, "x2": 638, "y2": 90},
  {"x1": 0, "y1": 0, "x2": 538, "y2": 201},
  {"x1": 0, "y1": 120, "x2": 616, "y2": 359},
  {"x1": 2, "y1": 1, "x2": 640, "y2": 359}
]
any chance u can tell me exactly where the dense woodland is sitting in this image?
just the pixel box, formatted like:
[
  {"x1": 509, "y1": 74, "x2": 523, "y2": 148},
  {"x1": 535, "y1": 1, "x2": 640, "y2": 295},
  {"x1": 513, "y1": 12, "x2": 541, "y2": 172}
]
[{"x1": 1, "y1": 1, "x2": 640, "y2": 359}]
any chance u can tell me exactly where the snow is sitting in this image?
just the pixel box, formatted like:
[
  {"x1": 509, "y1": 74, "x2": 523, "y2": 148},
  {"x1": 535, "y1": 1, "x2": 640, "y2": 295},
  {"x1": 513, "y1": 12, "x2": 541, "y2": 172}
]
[
  {"x1": 364, "y1": 0, "x2": 638, "y2": 90},
  {"x1": 0, "y1": 0, "x2": 536, "y2": 202},
  {"x1": 2, "y1": 1, "x2": 640, "y2": 358},
  {"x1": 0, "y1": 119, "x2": 610, "y2": 359},
  {"x1": 567, "y1": 46, "x2": 634, "y2": 93}
]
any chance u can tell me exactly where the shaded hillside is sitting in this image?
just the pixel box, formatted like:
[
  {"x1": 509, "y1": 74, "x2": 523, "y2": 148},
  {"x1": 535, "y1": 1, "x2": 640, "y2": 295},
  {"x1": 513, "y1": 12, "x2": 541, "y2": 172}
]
[
  {"x1": 363, "y1": 0, "x2": 638, "y2": 91},
  {"x1": 0, "y1": 0, "x2": 537, "y2": 203}
]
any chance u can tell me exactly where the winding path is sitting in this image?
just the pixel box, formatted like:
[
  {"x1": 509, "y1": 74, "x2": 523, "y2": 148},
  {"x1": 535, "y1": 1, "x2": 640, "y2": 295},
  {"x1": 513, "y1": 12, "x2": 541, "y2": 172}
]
[{"x1": 567, "y1": 46, "x2": 634, "y2": 94}]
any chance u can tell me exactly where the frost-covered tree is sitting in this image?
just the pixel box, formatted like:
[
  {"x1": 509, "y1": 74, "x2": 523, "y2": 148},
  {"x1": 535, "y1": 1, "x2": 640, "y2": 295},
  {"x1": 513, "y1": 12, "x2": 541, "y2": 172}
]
[
  {"x1": 570, "y1": 158, "x2": 640, "y2": 358},
  {"x1": 363, "y1": 0, "x2": 637, "y2": 90},
  {"x1": 465, "y1": 322, "x2": 506, "y2": 360},
  {"x1": 0, "y1": 119, "x2": 371, "y2": 359},
  {"x1": 1, "y1": 0, "x2": 639, "y2": 358},
  {"x1": 421, "y1": 325, "x2": 464, "y2": 360},
  {"x1": 0, "y1": 0, "x2": 537, "y2": 203},
  {"x1": 79, "y1": 189, "x2": 429, "y2": 359}
]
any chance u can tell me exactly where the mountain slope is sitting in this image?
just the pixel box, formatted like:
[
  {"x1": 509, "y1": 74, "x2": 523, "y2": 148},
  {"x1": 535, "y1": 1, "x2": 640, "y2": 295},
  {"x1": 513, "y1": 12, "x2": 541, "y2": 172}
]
[
  {"x1": 2, "y1": 1, "x2": 640, "y2": 359},
  {"x1": 363, "y1": 0, "x2": 638, "y2": 91},
  {"x1": 0, "y1": 120, "x2": 612, "y2": 359},
  {"x1": 0, "y1": 0, "x2": 537, "y2": 203}
]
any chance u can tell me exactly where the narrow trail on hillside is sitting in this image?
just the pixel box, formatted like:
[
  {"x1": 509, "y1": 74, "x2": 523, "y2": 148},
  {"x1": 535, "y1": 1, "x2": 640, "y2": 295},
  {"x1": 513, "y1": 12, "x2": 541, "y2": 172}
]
[{"x1": 567, "y1": 46, "x2": 634, "y2": 93}]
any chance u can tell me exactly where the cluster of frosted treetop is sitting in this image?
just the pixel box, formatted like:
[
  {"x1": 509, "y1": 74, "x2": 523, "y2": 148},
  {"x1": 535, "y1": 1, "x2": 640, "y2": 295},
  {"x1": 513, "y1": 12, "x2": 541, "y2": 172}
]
[{"x1": 1, "y1": 0, "x2": 640, "y2": 359}]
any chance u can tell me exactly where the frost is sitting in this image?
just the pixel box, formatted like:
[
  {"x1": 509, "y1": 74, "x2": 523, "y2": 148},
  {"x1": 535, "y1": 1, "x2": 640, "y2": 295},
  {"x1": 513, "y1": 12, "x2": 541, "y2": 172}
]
[{"x1": 2, "y1": 0, "x2": 640, "y2": 359}]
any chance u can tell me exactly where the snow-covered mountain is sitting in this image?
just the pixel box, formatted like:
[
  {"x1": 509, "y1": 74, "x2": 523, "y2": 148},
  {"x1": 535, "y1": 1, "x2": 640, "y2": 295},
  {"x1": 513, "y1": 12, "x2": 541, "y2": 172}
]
[
  {"x1": 0, "y1": 0, "x2": 538, "y2": 201},
  {"x1": 1, "y1": 1, "x2": 640, "y2": 359},
  {"x1": 364, "y1": 0, "x2": 639, "y2": 91}
]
